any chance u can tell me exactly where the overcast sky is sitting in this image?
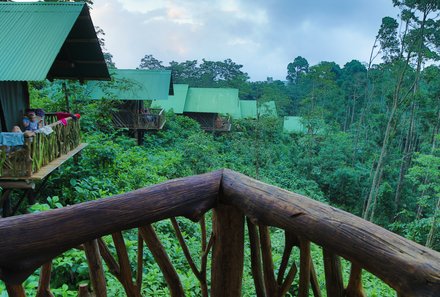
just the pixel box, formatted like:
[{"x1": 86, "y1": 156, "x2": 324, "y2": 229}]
[{"x1": 89, "y1": 0, "x2": 400, "y2": 81}]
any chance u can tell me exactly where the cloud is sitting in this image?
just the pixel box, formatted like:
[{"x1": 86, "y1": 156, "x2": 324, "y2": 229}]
[{"x1": 90, "y1": 0, "x2": 400, "y2": 81}]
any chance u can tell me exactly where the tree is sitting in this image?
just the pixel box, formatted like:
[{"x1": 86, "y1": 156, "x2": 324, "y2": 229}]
[
  {"x1": 364, "y1": 0, "x2": 440, "y2": 220},
  {"x1": 286, "y1": 56, "x2": 309, "y2": 83},
  {"x1": 198, "y1": 59, "x2": 249, "y2": 86},
  {"x1": 138, "y1": 54, "x2": 165, "y2": 70},
  {"x1": 167, "y1": 60, "x2": 200, "y2": 84}
]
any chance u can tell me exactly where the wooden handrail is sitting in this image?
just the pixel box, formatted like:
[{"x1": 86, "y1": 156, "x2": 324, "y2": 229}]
[
  {"x1": 0, "y1": 170, "x2": 221, "y2": 284},
  {"x1": 220, "y1": 169, "x2": 440, "y2": 296},
  {"x1": 0, "y1": 169, "x2": 438, "y2": 296}
]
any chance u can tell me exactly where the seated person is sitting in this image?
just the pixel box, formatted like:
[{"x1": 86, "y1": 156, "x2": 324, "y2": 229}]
[{"x1": 23, "y1": 112, "x2": 42, "y2": 132}]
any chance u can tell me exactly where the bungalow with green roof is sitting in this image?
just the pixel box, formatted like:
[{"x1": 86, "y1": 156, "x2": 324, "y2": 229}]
[
  {"x1": 152, "y1": 84, "x2": 189, "y2": 114},
  {"x1": 86, "y1": 69, "x2": 173, "y2": 144},
  {"x1": 0, "y1": 1, "x2": 110, "y2": 214},
  {"x1": 183, "y1": 87, "x2": 241, "y2": 131}
]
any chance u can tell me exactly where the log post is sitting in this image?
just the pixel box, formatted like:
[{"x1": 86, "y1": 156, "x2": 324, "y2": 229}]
[
  {"x1": 136, "y1": 230, "x2": 143, "y2": 293},
  {"x1": 345, "y1": 263, "x2": 366, "y2": 297},
  {"x1": 83, "y1": 239, "x2": 107, "y2": 297},
  {"x1": 322, "y1": 249, "x2": 344, "y2": 297},
  {"x1": 112, "y1": 232, "x2": 141, "y2": 297},
  {"x1": 139, "y1": 225, "x2": 184, "y2": 297},
  {"x1": 298, "y1": 239, "x2": 311, "y2": 297},
  {"x1": 6, "y1": 284, "x2": 26, "y2": 297},
  {"x1": 259, "y1": 225, "x2": 278, "y2": 296},
  {"x1": 247, "y1": 218, "x2": 267, "y2": 297},
  {"x1": 36, "y1": 262, "x2": 54, "y2": 297},
  {"x1": 78, "y1": 284, "x2": 91, "y2": 297},
  {"x1": 211, "y1": 203, "x2": 244, "y2": 297}
]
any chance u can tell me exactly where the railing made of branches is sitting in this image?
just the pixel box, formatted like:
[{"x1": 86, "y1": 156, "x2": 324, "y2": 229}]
[
  {"x1": 0, "y1": 117, "x2": 81, "y2": 178},
  {"x1": 0, "y1": 169, "x2": 438, "y2": 296}
]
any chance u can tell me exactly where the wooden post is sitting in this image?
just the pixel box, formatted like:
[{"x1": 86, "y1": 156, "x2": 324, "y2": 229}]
[
  {"x1": 36, "y1": 262, "x2": 54, "y2": 297},
  {"x1": 136, "y1": 230, "x2": 143, "y2": 293},
  {"x1": 78, "y1": 284, "x2": 91, "y2": 297},
  {"x1": 247, "y1": 218, "x2": 267, "y2": 297},
  {"x1": 211, "y1": 204, "x2": 244, "y2": 297},
  {"x1": 345, "y1": 263, "x2": 366, "y2": 297},
  {"x1": 139, "y1": 225, "x2": 184, "y2": 297},
  {"x1": 83, "y1": 239, "x2": 107, "y2": 297},
  {"x1": 323, "y1": 249, "x2": 344, "y2": 297},
  {"x1": 6, "y1": 284, "x2": 26, "y2": 297},
  {"x1": 298, "y1": 239, "x2": 311, "y2": 297},
  {"x1": 112, "y1": 232, "x2": 141, "y2": 297},
  {"x1": 259, "y1": 225, "x2": 278, "y2": 296}
]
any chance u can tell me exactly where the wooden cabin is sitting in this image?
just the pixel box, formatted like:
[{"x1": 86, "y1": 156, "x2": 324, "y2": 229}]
[
  {"x1": 0, "y1": 169, "x2": 438, "y2": 296},
  {"x1": 154, "y1": 86, "x2": 241, "y2": 132},
  {"x1": 0, "y1": 2, "x2": 110, "y2": 215},
  {"x1": 86, "y1": 69, "x2": 173, "y2": 144}
]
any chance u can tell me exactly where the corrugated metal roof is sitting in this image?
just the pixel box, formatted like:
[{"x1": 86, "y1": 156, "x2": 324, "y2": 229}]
[
  {"x1": 283, "y1": 116, "x2": 307, "y2": 133},
  {"x1": 259, "y1": 101, "x2": 278, "y2": 117},
  {"x1": 86, "y1": 69, "x2": 172, "y2": 100},
  {"x1": 0, "y1": 2, "x2": 109, "y2": 81},
  {"x1": 184, "y1": 87, "x2": 240, "y2": 116},
  {"x1": 239, "y1": 100, "x2": 257, "y2": 119},
  {"x1": 152, "y1": 84, "x2": 188, "y2": 113}
]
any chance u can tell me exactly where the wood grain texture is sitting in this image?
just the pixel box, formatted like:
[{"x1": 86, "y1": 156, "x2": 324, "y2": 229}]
[
  {"x1": 83, "y1": 240, "x2": 107, "y2": 297},
  {"x1": 322, "y1": 249, "x2": 344, "y2": 297},
  {"x1": 210, "y1": 204, "x2": 244, "y2": 297},
  {"x1": 221, "y1": 169, "x2": 440, "y2": 297},
  {"x1": 36, "y1": 262, "x2": 54, "y2": 297},
  {"x1": 0, "y1": 170, "x2": 221, "y2": 284}
]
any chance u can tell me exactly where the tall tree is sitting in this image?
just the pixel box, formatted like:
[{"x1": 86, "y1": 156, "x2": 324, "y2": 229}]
[
  {"x1": 364, "y1": 0, "x2": 440, "y2": 220},
  {"x1": 286, "y1": 56, "x2": 309, "y2": 84},
  {"x1": 138, "y1": 54, "x2": 165, "y2": 70}
]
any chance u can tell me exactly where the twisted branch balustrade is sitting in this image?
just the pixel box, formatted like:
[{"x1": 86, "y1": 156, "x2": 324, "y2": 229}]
[{"x1": 0, "y1": 169, "x2": 438, "y2": 296}]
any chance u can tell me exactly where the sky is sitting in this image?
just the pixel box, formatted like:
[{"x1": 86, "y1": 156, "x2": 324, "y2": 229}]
[{"x1": 24, "y1": 0, "x2": 401, "y2": 81}]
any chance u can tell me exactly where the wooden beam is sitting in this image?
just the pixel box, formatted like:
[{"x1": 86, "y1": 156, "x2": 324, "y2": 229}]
[
  {"x1": 221, "y1": 169, "x2": 440, "y2": 297},
  {"x1": 0, "y1": 181, "x2": 35, "y2": 189},
  {"x1": 0, "y1": 170, "x2": 221, "y2": 284},
  {"x1": 211, "y1": 204, "x2": 244, "y2": 297}
]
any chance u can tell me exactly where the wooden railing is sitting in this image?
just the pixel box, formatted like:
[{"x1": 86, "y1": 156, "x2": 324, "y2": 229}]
[
  {"x1": 0, "y1": 117, "x2": 81, "y2": 178},
  {"x1": 112, "y1": 108, "x2": 166, "y2": 130},
  {"x1": 0, "y1": 169, "x2": 438, "y2": 296},
  {"x1": 204, "y1": 115, "x2": 231, "y2": 132}
]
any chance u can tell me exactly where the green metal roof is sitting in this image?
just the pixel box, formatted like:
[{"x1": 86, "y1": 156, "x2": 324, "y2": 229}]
[
  {"x1": 86, "y1": 69, "x2": 173, "y2": 100},
  {"x1": 239, "y1": 100, "x2": 257, "y2": 119},
  {"x1": 184, "y1": 88, "x2": 240, "y2": 116},
  {"x1": 0, "y1": 2, "x2": 109, "y2": 81},
  {"x1": 152, "y1": 84, "x2": 188, "y2": 113},
  {"x1": 259, "y1": 101, "x2": 278, "y2": 117},
  {"x1": 283, "y1": 116, "x2": 307, "y2": 134}
]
